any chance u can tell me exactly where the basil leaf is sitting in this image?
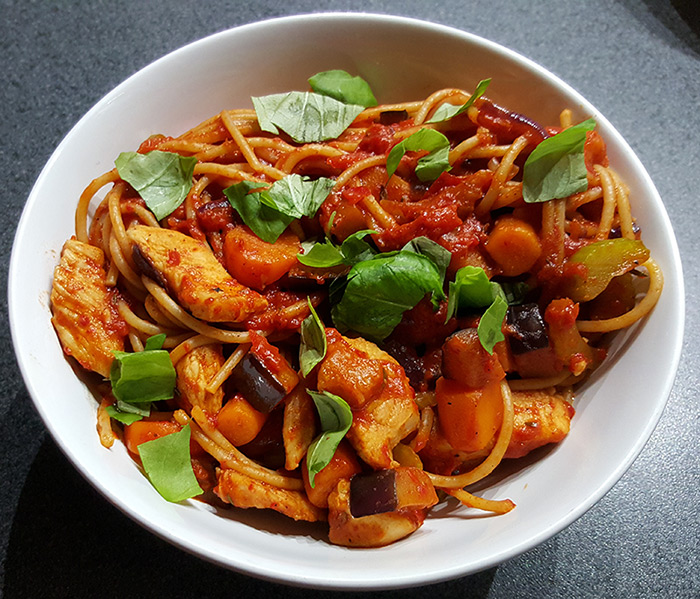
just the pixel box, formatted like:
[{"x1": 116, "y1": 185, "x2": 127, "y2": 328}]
[
  {"x1": 445, "y1": 265, "x2": 497, "y2": 320},
  {"x1": 401, "y1": 236, "x2": 451, "y2": 280},
  {"x1": 427, "y1": 78, "x2": 491, "y2": 123},
  {"x1": 138, "y1": 424, "x2": 203, "y2": 503},
  {"x1": 306, "y1": 390, "x2": 353, "y2": 487},
  {"x1": 144, "y1": 333, "x2": 166, "y2": 351},
  {"x1": 224, "y1": 175, "x2": 334, "y2": 243},
  {"x1": 522, "y1": 118, "x2": 597, "y2": 203},
  {"x1": 252, "y1": 91, "x2": 365, "y2": 143},
  {"x1": 477, "y1": 295, "x2": 508, "y2": 354},
  {"x1": 298, "y1": 229, "x2": 376, "y2": 268},
  {"x1": 115, "y1": 151, "x2": 196, "y2": 220},
  {"x1": 116, "y1": 400, "x2": 151, "y2": 417},
  {"x1": 308, "y1": 69, "x2": 377, "y2": 108},
  {"x1": 298, "y1": 240, "x2": 345, "y2": 268},
  {"x1": 260, "y1": 174, "x2": 334, "y2": 220},
  {"x1": 110, "y1": 343, "x2": 177, "y2": 405},
  {"x1": 331, "y1": 250, "x2": 446, "y2": 341},
  {"x1": 386, "y1": 128, "x2": 451, "y2": 182},
  {"x1": 300, "y1": 298, "x2": 327, "y2": 377},
  {"x1": 223, "y1": 180, "x2": 294, "y2": 243},
  {"x1": 105, "y1": 404, "x2": 145, "y2": 425}
]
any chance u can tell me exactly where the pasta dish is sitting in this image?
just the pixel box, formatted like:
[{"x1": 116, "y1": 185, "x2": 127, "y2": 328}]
[{"x1": 50, "y1": 71, "x2": 662, "y2": 547}]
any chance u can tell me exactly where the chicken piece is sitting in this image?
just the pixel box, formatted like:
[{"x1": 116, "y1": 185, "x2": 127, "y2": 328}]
[
  {"x1": 504, "y1": 389, "x2": 574, "y2": 459},
  {"x1": 341, "y1": 337, "x2": 420, "y2": 470},
  {"x1": 317, "y1": 330, "x2": 386, "y2": 410},
  {"x1": 127, "y1": 225, "x2": 267, "y2": 322},
  {"x1": 175, "y1": 344, "x2": 225, "y2": 414},
  {"x1": 283, "y1": 386, "x2": 317, "y2": 471},
  {"x1": 51, "y1": 238, "x2": 128, "y2": 378},
  {"x1": 214, "y1": 468, "x2": 326, "y2": 522},
  {"x1": 328, "y1": 478, "x2": 427, "y2": 547}
]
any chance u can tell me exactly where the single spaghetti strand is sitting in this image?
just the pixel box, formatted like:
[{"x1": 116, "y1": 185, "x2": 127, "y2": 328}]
[
  {"x1": 595, "y1": 165, "x2": 617, "y2": 239},
  {"x1": 476, "y1": 135, "x2": 529, "y2": 217},
  {"x1": 76, "y1": 169, "x2": 120, "y2": 242},
  {"x1": 206, "y1": 343, "x2": 250, "y2": 394}
]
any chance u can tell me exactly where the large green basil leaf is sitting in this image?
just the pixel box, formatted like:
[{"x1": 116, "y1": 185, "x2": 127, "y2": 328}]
[
  {"x1": 331, "y1": 250, "x2": 446, "y2": 341},
  {"x1": 252, "y1": 91, "x2": 364, "y2": 143},
  {"x1": 308, "y1": 69, "x2": 377, "y2": 108},
  {"x1": 522, "y1": 118, "x2": 597, "y2": 203},
  {"x1": 115, "y1": 150, "x2": 197, "y2": 220},
  {"x1": 138, "y1": 424, "x2": 203, "y2": 503}
]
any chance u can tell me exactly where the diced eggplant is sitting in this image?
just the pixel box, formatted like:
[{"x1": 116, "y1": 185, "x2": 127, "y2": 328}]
[
  {"x1": 506, "y1": 303, "x2": 549, "y2": 355},
  {"x1": 131, "y1": 244, "x2": 166, "y2": 287},
  {"x1": 379, "y1": 110, "x2": 409, "y2": 125},
  {"x1": 231, "y1": 352, "x2": 287, "y2": 414},
  {"x1": 349, "y1": 469, "x2": 398, "y2": 518}
]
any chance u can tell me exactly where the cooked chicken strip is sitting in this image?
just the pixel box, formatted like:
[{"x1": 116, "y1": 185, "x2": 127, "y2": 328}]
[
  {"x1": 51, "y1": 238, "x2": 128, "y2": 378},
  {"x1": 215, "y1": 468, "x2": 326, "y2": 522},
  {"x1": 127, "y1": 225, "x2": 267, "y2": 322},
  {"x1": 175, "y1": 344, "x2": 225, "y2": 414},
  {"x1": 334, "y1": 335, "x2": 420, "y2": 469},
  {"x1": 504, "y1": 389, "x2": 574, "y2": 459}
]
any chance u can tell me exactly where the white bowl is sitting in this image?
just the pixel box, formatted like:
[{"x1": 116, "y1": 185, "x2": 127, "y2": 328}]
[{"x1": 9, "y1": 13, "x2": 684, "y2": 590}]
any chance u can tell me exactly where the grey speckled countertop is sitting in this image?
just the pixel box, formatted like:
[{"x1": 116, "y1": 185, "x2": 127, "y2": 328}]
[{"x1": 1, "y1": 1, "x2": 698, "y2": 597}]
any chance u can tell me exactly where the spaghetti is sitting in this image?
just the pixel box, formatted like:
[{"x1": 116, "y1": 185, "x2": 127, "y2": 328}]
[{"x1": 50, "y1": 75, "x2": 661, "y2": 547}]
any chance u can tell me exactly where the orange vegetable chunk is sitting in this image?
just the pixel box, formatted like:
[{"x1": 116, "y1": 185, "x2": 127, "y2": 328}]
[
  {"x1": 435, "y1": 377, "x2": 503, "y2": 452},
  {"x1": 485, "y1": 216, "x2": 542, "y2": 276},
  {"x1": 217, "y1": 393, "x2": 268, "y2": 446},
  {"x1": 223, "y1": 225, "x2": 301, "y2": 291}
]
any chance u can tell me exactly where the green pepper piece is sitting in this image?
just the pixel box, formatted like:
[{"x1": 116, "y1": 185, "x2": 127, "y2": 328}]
[{"x1": 564, "y1": 238, "x2": 650, "y2": 302}]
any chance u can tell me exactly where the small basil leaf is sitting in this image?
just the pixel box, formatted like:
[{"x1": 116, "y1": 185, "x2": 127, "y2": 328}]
[
  {"x1": 252, "y1": 91, "x2": 365, "y2": 143},
  {"x1": 386, "y1": 128, "x2": 451, "y2": 182},
  {"x1": 137, "y1": 424, "x2": 203, "y2": 503},
  {"x1": 116, "y1": 400, "x2": 151, "y2": 417},
  {"x1": 224, "y1": 176, "x2": 334, "y2": 243},
  {"x1": 522, "y1": 118, "x2": 597, "y2": 203},
  {"x1": 261, "y1": 174, "x2": 334, "y2": 219},
  {"x1": 223, "y1": 180, "x2": 294, "y2": 243},
  {"x1": 115, "y1": 151, "x2": 197, "y2": 220},
  {"x1": 298, "y1": 240, "x2": 345, "y2": 268},
  {"x1": 110, "y1": 346, "x2": 177, "y2": 405},
  {"x1": 338, "y1": 229, "x2": 377, "y2": 266},
  {"x1": 300, "y1": 298, "x2": 327, "y2": 377},
  {"x1": 298, "y1": 229, "x2": 376, "y2": 268},
  {"x1": 308, "y1": 69, "x2": 377, "y2": 108},
  {"x1": 445, "y1": 265, "x2": 497, "y2": 321},
  {"x1": 331, "y1": 250, "x2": 446, "y2": 341},
  {"x1": 401, "y1": 236, "x2": 451, "y2": 280},
  {"x1": 477, "y1": 295, "x2": 508, "y2": 354},
  {"x1": 105, "y1": 404, "x2": 145, "y2": 425},
  {"x1": 427, "y1": 78, "x2": 491, "y2": 123},
  {"x1": 306, "y1": 390, "x2": 353, "y2": 487},
  {"x1": 144, "y1": 333, "x2": 167, "y2": 351}
]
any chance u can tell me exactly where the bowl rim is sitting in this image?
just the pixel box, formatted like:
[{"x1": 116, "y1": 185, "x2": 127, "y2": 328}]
[{"x1": 8, "y1": 11, "x2": 685, "y2": 590}]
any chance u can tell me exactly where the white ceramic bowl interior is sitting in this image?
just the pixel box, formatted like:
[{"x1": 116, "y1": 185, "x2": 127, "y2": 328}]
[{"x1": 9, "y1": 13, "x2": 684, "y2": 590}]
